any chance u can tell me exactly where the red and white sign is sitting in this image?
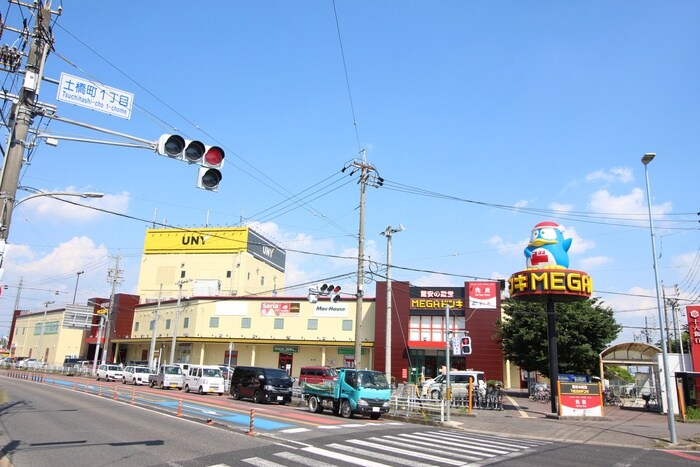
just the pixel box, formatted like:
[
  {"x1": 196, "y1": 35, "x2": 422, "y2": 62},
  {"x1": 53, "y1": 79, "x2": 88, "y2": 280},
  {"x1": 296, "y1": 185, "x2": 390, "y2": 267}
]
[
  {"x1": 558, "y1": 382, "x2": 603, "y2": 417},
  {"x1": 468, "y1": 281, "x2": 497, "y2": 309},
  {"x1": 686, "y1": 305, "x2": 700, "y2": 372}
]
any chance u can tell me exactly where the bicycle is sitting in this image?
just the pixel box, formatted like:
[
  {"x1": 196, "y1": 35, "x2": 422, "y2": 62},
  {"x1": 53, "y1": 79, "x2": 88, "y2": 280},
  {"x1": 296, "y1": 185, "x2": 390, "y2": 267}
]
[
  {"x1": 603, "y1": 388, "x2": 622, "y2": 406},
  {"x1": 530, "y1": 385, "x2": 550, "y2": 403}
]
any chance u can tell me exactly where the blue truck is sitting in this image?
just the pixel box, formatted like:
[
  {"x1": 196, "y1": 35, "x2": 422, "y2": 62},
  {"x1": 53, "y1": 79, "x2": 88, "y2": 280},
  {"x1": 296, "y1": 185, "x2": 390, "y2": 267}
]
[{"x1": 300, "y1": 368, "x2": 391, "y2": 419}]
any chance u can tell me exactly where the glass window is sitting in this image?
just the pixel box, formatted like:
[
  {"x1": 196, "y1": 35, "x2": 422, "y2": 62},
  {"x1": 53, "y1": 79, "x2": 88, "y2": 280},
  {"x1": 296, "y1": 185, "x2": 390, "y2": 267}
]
[
  {"x1": 274, "y1": 318, "x2": 284, "y2": 329},
  {"x1": 183, "y1": 317, "x2": 189, "y2": 329},
  {"x1": 210, "y1": 317, "x2": 219, "y2": 328},
  {"x1": 241, "y1": 317, "x2": 251, "y2": 329},
  {"x1": 135, "y1": 322, "x2": 140, "y2": 332},
  {"x1": 34, "y1": 323, "x2": 42, "y2": 336},
  {"x1": 308, "y1": 319, "x2": 318, "y2": 330},
  {"x1": 149, "y1": 320, "x2": 155, "y2": 331},
  {"x1": 165, "y1": 319, "x2": 171, "y2": 330},
  {"x1": 342, "y1": 320, "x2": 353, "y2": 331}
]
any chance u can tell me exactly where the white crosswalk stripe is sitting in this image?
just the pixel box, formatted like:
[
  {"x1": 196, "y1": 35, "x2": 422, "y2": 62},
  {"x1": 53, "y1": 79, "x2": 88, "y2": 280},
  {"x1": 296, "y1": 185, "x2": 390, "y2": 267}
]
[{"x1": 240, "y1": 429, "x2": 550, "y2": 466}]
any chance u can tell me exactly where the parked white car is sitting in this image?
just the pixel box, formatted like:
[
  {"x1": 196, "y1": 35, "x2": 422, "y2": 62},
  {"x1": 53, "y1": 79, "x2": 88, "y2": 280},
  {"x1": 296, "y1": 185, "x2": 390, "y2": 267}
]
[
  {"x1": 96, "y1": 364, "x2": 124, "y2": 382},
  {"x1": 122, "y1": 366, "x2": 153, "y2": 385}
]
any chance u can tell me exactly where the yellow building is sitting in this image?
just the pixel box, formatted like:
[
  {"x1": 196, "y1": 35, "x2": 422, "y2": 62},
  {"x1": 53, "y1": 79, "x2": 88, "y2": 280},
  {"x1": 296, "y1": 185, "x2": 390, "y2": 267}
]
[
  {"x1": 119, "y1": 296, "x2": 376, "y2": 376},
  {"x1": 10, "y1": 307, "x2": 91, "y2": 363},
  {"x1": 137, "y1": 227, "x2": 286, "y2": 301}
]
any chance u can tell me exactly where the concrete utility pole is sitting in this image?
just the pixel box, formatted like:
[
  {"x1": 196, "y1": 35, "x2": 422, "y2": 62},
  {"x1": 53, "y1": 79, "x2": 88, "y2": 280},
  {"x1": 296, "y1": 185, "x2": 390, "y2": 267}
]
[
  {"x1": 101, "y1": 256, "x2": 123, "y2": 364},
  {"x1": 344, "y1": 151, "x2": 383, "y2": 370},
  {"x1": 0, "y1": 2, "x2": 55, "y2": 242},
  {"x1": 170, "y1": 278, "x2": 192, "y2": 364}
]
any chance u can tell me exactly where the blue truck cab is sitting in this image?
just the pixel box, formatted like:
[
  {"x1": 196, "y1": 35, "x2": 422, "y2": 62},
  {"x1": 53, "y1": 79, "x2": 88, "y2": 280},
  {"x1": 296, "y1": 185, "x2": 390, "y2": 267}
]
[{"x1": 301, "y1": 368, "x2": 391, "y2": 419}]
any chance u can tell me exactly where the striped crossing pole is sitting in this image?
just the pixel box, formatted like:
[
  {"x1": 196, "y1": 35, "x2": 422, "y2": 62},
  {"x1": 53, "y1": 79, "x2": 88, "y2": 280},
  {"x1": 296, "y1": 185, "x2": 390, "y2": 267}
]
[{"x1": 247, "y1": 409, "x2": 256, "y2": 435}]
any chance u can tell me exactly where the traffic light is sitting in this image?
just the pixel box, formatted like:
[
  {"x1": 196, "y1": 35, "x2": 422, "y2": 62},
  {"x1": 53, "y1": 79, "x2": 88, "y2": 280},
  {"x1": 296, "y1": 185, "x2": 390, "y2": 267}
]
[
  {"x1": 157, "y1": 134, "x2": 225, "y2": 168},
  {"x1": 318, "y1": 284, "x2": 342, "y2": 302},
  {"x1": 460, "y1": 336, "x2": 472, "y2": 355},
  {"x1": 329, "y1": 285, "x2": 341, "y2": 303},
  {"x1": 197, "y1": 167, "x2": 222, "y2": 191}
]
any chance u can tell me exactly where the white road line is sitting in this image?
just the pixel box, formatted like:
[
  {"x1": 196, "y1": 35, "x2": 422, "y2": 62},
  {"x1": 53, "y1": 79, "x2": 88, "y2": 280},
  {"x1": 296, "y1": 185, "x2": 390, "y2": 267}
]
[
  {"x1": 345, "y1": 438, "x2": 471, "y2": 464},
  {"x1": 241, "y1": 457, "x2": 287, "y2": 467},
  {"x1": 300, "y1": 446, "x2": 389, "y2": 467},
  {"x1": 279, "y1": 427, "x2": 311, "y2": 433},
  {"x1": 327, "y1": 442, "x2": 440, "y2": 467},
  {"x1": 275, "y1": 450, "x2": 342, "y2": 467}
]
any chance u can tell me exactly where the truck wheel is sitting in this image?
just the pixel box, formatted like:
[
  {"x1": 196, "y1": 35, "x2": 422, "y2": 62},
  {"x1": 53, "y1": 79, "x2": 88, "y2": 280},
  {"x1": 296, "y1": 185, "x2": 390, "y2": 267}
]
[
  {"x1": 369, "y1": 413, "x2": 381, "y2": 420},
  {"x1": 150, "y1": 381, "x2": 155, "y2": 388},
  {"x1": 232, "y1": 387, "x2": 241, "y2": 400},
  {"x1": 340, "y1": 400, "x2": 354, "y2": 418},
  {"x1": 184, "y1": 384, "x2": 190, "y2": 393},
  {"x1": 431, "y1": 390, "x2": 441, "y2": 400},
  {"x1": 253, "y1": 390, "x2": 264, "y2": 404},
  {"x1": 309, "y1": 396, "x2": 323, "y2": 413},
  {"x1": 198, "y1": 386, "x2": 205, "y2": 395},
  {"x1": 122, "y1": 378, "x2": 126, "y2": 384},
  {"x1": 160, "y1": 382, "x2": 166, "y2": 390}
]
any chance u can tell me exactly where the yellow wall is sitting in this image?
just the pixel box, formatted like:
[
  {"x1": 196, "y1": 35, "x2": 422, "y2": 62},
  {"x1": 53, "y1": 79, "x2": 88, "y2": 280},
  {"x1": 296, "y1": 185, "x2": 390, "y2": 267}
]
[{"x1": 123, "y1": 296, "x2": 376, "y2": 379}]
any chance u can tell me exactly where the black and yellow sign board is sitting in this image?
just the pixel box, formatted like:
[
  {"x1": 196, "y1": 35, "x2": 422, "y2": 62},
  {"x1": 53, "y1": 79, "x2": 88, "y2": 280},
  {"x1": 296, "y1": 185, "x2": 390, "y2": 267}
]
[{"x1": 144, "y1": 227, "x2": 249, "y2": 254}]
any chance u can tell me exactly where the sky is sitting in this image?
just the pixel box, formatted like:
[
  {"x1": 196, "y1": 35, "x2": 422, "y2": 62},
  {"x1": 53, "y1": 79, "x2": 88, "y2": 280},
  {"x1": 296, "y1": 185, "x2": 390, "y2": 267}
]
[{"x1": 0, "y1": 1, "x2": 698, "y2": 347}]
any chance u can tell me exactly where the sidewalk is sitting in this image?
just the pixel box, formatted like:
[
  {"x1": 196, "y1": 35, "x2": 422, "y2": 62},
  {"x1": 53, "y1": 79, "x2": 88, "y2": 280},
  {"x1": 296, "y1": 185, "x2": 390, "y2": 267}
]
[{"x1": 439, "y1": 390, "x2": 700, "y2": 449}]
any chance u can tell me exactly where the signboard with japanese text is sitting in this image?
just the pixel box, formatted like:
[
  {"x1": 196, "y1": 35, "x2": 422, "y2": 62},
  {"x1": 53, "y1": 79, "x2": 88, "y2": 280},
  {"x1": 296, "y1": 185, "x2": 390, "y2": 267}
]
[
  {"x1": 558, "y1": 382, "x2": 603, "y2": 417},
  {"x1": 686, "y1": 305, "x2": 700, "y2": 371},
  {"x1": 260, "y1": 302, "x2": 299, "y2": 317},
  {"x1": 468, "y1": 281, "x2": 498, "y2": 309},
  {"x1": 409, "y1": 286, "x2": 464, "y2": 312},
  {"x1": 57, "y1": 73, "x2": 134, "y2": 119}
]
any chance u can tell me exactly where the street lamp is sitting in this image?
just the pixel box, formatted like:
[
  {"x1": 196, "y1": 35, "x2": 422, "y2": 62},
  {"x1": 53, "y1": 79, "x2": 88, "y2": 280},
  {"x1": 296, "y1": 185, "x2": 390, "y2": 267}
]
[
  {"x1": 642, "y1": 152, "x2": 677, "y2": 444},
  {"x1": 1, "y1": 188, "x2": 104, "y2": 241},
  {"x1": 170, "y1": 278, "x2": 192, "y2": 364},
  {"x1": 380, "y1": 224, "x2": 404, "y2": 384},
  {"x1": 36, "y1": 300, "x2": 55, "y2": 362},
  {"x1": 14, "y1": 187, "x2": 104, "y2": 208},
  {"x1": 72, "y1": 271, "x2": 85, "y2": 304}
]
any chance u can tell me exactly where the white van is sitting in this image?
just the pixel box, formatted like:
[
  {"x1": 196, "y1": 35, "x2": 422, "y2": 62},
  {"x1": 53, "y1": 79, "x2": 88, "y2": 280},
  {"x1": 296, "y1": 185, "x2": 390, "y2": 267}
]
[{"x1": 183, "y1": 364, "x2": 225, "y2": 395}]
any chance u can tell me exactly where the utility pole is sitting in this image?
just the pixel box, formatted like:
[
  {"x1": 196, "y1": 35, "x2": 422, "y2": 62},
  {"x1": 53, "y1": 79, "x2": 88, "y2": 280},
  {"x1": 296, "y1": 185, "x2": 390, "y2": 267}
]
[
  {"x1": 102, "y1": 255, "x2": 123, "y2": 364},
  {"x1": 170, "y1": 278, "x2": 192, "y2": 364},
  {"x1": 343, "y1": 150, "x2": 383, "y2": 370},
  {"x1": 0, "y1": 2, "x2": 56, "y2": 242},
  {"x1": 148, "y1": 284, "x2": 163, "y2": 370}
]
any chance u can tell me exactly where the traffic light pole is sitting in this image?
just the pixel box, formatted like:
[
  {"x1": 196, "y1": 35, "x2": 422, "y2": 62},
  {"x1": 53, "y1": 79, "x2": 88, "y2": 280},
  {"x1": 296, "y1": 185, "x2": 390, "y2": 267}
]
[{"x1": 0, "y1": 2, "x2": 53, "y2": 243}]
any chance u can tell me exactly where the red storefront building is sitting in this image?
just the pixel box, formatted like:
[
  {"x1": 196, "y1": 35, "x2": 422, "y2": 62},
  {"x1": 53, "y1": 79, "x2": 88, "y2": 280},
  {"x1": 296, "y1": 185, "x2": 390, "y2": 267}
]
[{"x1": 375, "y1": 280, "x2": 505, "y2": 383}]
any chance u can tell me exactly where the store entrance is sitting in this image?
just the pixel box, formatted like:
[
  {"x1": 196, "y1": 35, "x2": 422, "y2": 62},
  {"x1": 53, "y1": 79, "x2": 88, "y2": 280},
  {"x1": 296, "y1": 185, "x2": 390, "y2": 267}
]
[{"x1": 278, "y1": 353, "x2": 293, "y2": 375}]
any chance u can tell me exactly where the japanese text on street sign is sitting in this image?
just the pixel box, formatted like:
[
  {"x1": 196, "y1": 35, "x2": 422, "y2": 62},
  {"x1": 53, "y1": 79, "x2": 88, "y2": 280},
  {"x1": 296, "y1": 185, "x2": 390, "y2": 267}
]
[{"x1": 56, "y1": 72, "x2": 134, "y2": 119}]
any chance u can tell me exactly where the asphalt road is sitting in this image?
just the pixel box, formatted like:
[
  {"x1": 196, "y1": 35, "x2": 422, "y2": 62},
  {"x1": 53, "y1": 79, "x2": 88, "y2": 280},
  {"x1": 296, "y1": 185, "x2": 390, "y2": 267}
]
[{"x1": 2, "y1": 373, "x2": 700, "y2": 466}]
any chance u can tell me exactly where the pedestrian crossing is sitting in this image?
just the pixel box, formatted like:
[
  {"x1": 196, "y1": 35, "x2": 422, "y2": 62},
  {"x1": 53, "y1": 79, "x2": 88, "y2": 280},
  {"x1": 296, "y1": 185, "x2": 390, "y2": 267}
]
[{"x1": 240, "y1": 429, "x2": 551, "y2": 466}]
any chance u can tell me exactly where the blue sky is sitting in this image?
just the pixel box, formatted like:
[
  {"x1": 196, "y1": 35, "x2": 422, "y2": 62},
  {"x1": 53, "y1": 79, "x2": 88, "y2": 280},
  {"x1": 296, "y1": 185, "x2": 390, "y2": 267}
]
[{"x1": 1, "y1": 1, "x2": 698, "y2": 346}]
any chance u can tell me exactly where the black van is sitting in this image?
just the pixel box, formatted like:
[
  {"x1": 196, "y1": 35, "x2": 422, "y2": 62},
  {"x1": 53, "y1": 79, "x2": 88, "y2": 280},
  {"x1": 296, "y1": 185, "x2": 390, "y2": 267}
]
[{"x1": 229, "y1": 366, "x2": 293, "y2": 405}]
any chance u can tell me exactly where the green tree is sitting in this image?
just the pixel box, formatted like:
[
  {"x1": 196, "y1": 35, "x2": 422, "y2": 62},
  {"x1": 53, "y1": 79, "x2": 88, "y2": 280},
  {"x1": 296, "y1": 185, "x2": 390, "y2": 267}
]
[{"x1": 495, "y1": 297, "x2": 621, "y2": 377}]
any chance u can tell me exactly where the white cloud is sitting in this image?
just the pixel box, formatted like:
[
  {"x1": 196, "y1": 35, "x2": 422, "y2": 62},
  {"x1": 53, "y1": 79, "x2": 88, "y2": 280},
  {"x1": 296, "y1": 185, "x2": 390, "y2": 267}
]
[
  {"x1": 585, "y1": 167, "x2": 634, "y2": 184},
  {"x1": 588, "y1": 188, "x2": 672, "y2": 219},
  {"x1": 562, "y1": 225, "x2": 595, "y2": 255},
  {"x1": 17, "y1": 189, "x2": 130, "y2": 223},
  {"x1": 549, "y1": 202, "x2": 574, "y2": 213},
  {"x1": 579, "y1": 255, "x2": 613, "y2": 270},
  {"x1": 486, "y1": 235, "x2": 525, "y2": 258},
  {"x1": 513, "y1": 199, "x2": 530, "y2": 209}
]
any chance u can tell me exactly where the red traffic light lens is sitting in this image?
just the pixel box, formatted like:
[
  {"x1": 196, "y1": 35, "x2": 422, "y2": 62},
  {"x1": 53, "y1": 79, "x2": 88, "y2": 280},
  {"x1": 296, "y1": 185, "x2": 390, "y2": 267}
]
[
  {"x1": 164, "y1": 135, "x2": 185, "y2": 157},
  {"x1": 200, "y1": 168, "x2": 222, "y2": 189},
  {"x1": 204, "y1": 146, "x2": 225, "y2": 167},
  {"x1": 185, "y1": 141, "x2": 205, "y2": 163}
]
